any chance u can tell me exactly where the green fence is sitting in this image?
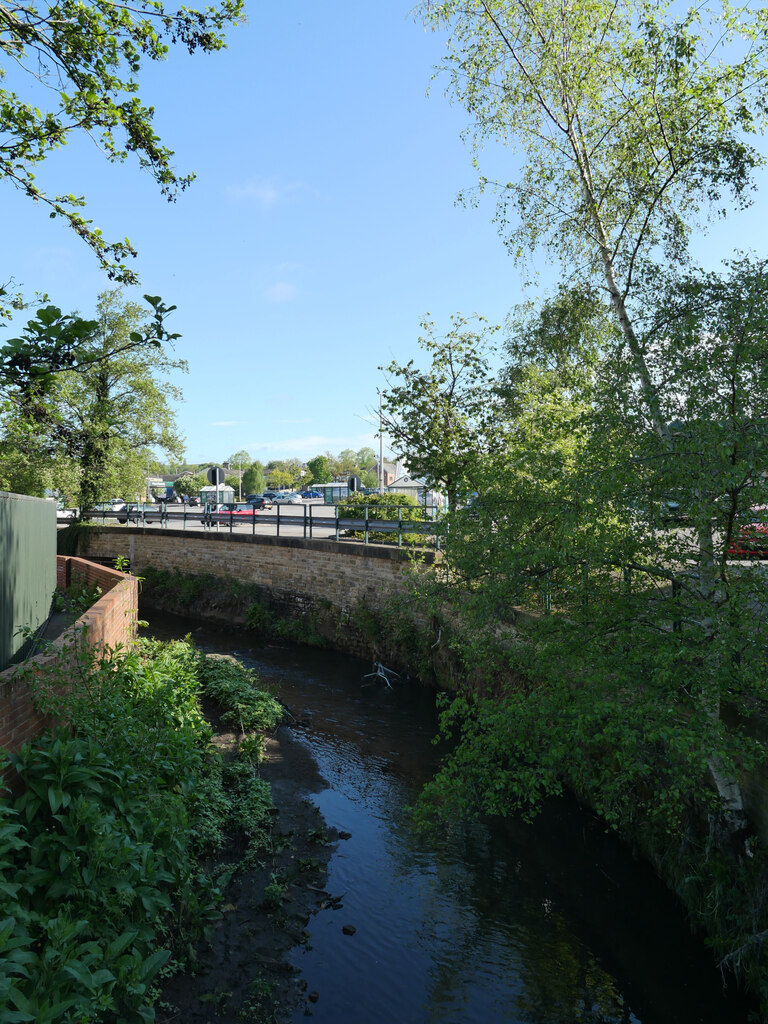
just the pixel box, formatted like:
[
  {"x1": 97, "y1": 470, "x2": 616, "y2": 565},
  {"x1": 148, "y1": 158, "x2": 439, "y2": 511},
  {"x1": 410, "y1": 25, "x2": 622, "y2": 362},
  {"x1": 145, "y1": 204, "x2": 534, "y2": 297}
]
[{"x1": 0, "y1": 492, "x2": 57, "y2": 671}]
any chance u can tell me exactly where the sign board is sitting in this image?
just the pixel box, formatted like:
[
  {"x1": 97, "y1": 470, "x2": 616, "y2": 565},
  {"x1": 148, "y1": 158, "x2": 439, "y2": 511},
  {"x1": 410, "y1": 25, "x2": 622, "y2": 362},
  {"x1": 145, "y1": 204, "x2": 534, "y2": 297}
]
[
  {"x1": 207, "y1": 466, "x2": 225, "y2": 486},
  {"x1": 348, "y1": 475, "x2": 362, "y2": 492}
]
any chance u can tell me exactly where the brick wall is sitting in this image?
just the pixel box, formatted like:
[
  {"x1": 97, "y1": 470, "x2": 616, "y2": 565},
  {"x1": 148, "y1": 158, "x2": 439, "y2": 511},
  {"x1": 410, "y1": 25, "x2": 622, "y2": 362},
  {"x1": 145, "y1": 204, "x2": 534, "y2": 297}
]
[
  {"x1": 0, "y1": 557, "x2": 138, "y2": 758},
  {"x1": 79, "y1": 528, "x2": 432, "y2": 617}
]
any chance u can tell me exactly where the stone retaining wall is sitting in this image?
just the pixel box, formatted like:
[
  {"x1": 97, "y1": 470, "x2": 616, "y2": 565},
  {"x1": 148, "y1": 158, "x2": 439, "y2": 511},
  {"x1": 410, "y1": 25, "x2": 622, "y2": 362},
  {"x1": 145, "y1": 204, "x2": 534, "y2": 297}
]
[
  {"x1": 78, "y1": 528, "x2": 431, "y2": 620},
  {"x1": 0, "y1": 557, "x2": 138, "y2": 758}
]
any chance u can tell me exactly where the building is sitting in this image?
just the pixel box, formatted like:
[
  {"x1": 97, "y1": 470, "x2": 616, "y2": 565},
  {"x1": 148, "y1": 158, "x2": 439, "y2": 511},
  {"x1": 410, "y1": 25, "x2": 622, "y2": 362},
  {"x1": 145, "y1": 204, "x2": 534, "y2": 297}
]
[
  {"x1": 200, "y1": 483, "x2": 235, "y2": 506},
  {"x1": 386, "y1": 474, "x2": 446, "y2": 511},
  {"x1": 374, "y1": 459, "x2": 402, "y2": 489}
]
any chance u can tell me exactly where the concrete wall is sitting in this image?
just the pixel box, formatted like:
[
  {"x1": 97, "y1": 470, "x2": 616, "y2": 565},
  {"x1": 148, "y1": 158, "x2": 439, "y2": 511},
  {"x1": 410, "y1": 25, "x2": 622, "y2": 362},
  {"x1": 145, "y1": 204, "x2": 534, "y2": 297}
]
[
  {"x1": 0, "y1": 557, "x2": 138, "y2": 758},
  {"x1": 78, "y1": 527, "x2": 431, "y2": 618}
]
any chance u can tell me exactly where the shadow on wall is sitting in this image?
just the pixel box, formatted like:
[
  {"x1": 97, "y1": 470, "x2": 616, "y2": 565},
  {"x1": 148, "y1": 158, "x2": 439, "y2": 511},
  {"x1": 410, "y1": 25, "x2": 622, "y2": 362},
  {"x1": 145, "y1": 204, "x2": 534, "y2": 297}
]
[{"x1": 0, "y1": 493, "x2": 57, "y2": 671}]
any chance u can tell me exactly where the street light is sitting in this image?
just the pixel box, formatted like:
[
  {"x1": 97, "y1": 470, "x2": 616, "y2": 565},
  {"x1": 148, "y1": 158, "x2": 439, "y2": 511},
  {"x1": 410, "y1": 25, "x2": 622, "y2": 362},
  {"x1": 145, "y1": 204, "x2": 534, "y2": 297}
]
[{"x1": 378, "y1": 389, "x2": 384, "y2": 494}]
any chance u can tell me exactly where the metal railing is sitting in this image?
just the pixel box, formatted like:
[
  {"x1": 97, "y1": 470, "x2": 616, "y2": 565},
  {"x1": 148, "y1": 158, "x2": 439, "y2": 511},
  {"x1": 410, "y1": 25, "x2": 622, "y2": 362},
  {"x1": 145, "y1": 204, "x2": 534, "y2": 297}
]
[{"x1": 64, "y1": 502, "x2": 445, "y2": 549}]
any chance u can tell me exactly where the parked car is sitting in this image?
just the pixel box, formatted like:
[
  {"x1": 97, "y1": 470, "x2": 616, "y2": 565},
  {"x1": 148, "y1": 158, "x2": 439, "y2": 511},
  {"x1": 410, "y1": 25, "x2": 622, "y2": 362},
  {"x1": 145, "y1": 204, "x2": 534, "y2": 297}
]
[
  {"x1": 300, "y1": 490, "x2": 322, "y2": 499},
  {"x1": 199, "y1": 503, "x2": 262, "y2": 525},
  {"x1": 273, "y1": 492, "x2": 303, "y2": 505},
  {"x1": 263, "y1": 491, "x2": 277, "y2": 500},
  {"x1": 727, "y1": 506, "x2": 768, "y2": 558},
  {"x1": 248, "y1": 496, "x2": 271, "y2": 510}
]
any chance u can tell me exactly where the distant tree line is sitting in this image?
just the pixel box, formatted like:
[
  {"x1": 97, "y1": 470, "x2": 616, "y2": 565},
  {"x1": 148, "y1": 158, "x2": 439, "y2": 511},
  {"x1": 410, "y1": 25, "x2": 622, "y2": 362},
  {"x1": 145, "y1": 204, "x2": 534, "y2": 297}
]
[{"x1": 168, "y1": 446, "x2": 380, "y2": 498}]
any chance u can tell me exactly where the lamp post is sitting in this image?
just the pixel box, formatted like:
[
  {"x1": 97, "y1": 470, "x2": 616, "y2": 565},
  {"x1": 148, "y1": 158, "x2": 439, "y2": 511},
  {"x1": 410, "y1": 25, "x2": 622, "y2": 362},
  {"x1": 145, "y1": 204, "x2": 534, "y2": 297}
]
[{"x1": 378, "y1": 389, "x2": 384, "y2": 494}]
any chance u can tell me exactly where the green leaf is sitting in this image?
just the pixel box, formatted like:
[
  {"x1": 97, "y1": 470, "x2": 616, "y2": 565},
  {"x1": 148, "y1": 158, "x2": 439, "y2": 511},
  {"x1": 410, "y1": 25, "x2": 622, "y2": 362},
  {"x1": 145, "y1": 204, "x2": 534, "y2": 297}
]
[{"x1": 139, "y1": 947, "x2": 170, "y2": 983}]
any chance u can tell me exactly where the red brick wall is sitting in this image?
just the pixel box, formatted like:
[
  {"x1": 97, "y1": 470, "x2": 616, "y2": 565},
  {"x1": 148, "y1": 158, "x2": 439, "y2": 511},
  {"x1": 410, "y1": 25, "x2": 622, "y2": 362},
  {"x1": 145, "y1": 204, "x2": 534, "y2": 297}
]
[{"x1": 0, "y1": 557, "x2": 139, "y2": 759}]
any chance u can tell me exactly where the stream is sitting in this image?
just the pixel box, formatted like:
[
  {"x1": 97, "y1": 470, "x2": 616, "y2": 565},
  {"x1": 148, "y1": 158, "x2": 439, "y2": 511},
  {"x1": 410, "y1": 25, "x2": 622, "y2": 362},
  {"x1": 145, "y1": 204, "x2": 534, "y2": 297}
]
[{"x1": 146, "y1": 613, "x2": 753, "y2": 1023}]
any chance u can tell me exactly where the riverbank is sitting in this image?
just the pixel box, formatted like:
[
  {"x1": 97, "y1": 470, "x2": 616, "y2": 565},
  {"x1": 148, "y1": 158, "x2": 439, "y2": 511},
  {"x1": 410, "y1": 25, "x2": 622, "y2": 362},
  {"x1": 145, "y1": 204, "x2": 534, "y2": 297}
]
[{"x1": 157, "y1": 720, "x2": 341, "y2": 1023}]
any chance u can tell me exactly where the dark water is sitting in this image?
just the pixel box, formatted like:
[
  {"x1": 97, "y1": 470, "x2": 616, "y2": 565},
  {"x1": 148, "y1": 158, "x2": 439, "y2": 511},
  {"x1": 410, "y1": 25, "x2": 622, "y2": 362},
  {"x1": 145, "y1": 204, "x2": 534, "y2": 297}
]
[{"x1": 146, "y1": 614, "x2": 753, "y2": 1024}]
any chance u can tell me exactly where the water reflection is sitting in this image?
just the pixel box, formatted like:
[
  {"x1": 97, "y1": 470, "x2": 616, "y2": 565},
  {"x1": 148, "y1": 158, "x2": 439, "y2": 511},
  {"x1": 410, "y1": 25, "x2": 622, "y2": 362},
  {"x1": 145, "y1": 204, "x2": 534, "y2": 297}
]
[{"x1": 144, "y1": 615, "x2": 751, "y2": 1024}]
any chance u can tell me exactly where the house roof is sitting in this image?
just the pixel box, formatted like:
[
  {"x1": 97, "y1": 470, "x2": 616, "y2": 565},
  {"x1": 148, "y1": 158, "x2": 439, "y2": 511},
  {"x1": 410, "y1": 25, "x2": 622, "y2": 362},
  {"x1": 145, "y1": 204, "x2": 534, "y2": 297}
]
[{"x1": 387, "y1": 474, "x2": 428, "y2": 489}]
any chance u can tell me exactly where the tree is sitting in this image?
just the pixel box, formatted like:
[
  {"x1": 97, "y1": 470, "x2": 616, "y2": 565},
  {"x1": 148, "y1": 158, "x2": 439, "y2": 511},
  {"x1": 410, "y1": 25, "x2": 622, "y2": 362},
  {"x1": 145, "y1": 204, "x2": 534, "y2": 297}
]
[
  {"x1": 388, "y1": 2, "x2": 768, "y2": 990},
  {"x1": 336, "y1": 449, "x2": 360, "y2": 476},
  {"x1": 416, "y1": 0, "x2": 768, "y2": 820},
  {"x1": 227, "y1": 449, "x2": 250, "y2": 498},
  {"x1": 0, "y1": 294, "x2": 179, "y2": 402},
  {"x1": 175, "y1": 471, "x2": 207, "y2": 498},
  {"x1": 421, "y1": 0, "x2": 761, "y2": 331},
  {"x1": 242, "y1": 461, "x2": 265, "y2": 496},
  {"x1": 265, "y1": 457, "x2": 308, "y2": 490},
  {"x1": 9, "y1": 289, "x2": 187, "y2": 510},
  {"x1": 420, "y1": 0, "x2": 768, "y2": 464},
  {"x1": 228, "y1": 450, "x2": 251, "y2": 468},
  {"x1": 403, "y1": 275, "x2": 768, "y2": 998},
  {"x1": 0, "y1": 412, "x2": 53, "y2": 495},
  {"x1": 268, "y1": 467, "x2": 293, "y2": 490},
  {"x1": 356, "y1": 447, "x2": 377, "y2": 470},
  {"x1": 284, "y1": 458, "x2": 308, "y2": 489},
  {"x1": 307, "y1": 455, "x2": 332, "y2": 485},
  {"x1": 0, "y1": 0, "x2": 243, "y2": 282},
  {"x1": 381, "y1": 314, "x2": 501, "y2": 508}
]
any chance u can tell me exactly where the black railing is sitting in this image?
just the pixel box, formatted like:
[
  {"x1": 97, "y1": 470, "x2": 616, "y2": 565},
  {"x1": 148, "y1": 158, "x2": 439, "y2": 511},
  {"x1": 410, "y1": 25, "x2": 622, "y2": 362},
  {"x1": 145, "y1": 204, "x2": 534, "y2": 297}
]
[{"x1": 67, "y1": 503, "x2": 445, "y2": 549}]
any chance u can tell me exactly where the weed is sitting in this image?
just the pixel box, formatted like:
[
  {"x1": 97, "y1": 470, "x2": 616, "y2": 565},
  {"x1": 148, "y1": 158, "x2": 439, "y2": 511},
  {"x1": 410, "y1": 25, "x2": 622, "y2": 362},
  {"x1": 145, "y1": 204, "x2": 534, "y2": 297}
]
[
  {"x1": 238, "y1": 973, "x2": 281, "y2": 1023},
  {"x1": 307, "y1": 827, "x2": 331, "y2": 846},
  {"x1": 272, "y1": 615, "x2": 325, "y2": 648},
  {"x1": 245, "y1": 600, "x2": 274, "y2": 634},
  {"x1": 296, "y1": 856, "x2": 321, "y2": 874},
  {"x1": 225, "y1": 761, "x2": 274, "y2": 860},
  {"x1": 199, "y1": 655, "x2": 283, "y2": 733},
  {"x1": 53, "y1": 579, "x2": 102, "y2": 618},
  {"x1": 239, "y1": 734, "x2": 267, "y2": 764},
  {"x1": 261, "y1": 873, "x2": 287, "y2": 911}
]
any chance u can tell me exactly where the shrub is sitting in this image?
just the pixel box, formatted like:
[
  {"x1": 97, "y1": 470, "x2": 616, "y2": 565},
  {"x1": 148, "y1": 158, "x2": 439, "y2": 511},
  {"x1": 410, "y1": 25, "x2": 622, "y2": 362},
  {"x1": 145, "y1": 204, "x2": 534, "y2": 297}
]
[
  {"x1": 0, "y1": 637, "x2": 282, "y2": 1022},
  {"x1": 336, "y1": 492, "x2": 432, "y2": 545}
]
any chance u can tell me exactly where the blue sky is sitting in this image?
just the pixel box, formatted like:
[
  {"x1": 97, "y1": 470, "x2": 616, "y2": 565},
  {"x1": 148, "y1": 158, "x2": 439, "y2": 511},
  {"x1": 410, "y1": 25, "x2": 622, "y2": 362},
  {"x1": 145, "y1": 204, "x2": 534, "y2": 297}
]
[{"x1": 3, "y1": 1, "x2": 767, "y2": 466}]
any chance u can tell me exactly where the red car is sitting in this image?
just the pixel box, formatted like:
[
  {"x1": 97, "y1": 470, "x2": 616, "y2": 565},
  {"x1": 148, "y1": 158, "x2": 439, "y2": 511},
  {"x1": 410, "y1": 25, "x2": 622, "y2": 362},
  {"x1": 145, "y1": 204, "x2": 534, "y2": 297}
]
[
  {"x1": 200, "y1": 503, "x2": 262, "y2": 525},
  {"x1": 727, "y1": 506, "x2": 768, "y2": 558}
]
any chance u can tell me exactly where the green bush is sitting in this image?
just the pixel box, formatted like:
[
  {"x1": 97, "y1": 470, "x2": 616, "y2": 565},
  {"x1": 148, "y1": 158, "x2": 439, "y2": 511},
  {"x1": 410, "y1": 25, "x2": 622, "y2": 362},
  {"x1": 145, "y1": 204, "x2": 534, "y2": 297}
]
[
  {"x1": 0, "y1": 637, "x2": 281, "y2": 1023},
  {"x1": 336, "y1": 491, "x2": 432, "y2": 544}
]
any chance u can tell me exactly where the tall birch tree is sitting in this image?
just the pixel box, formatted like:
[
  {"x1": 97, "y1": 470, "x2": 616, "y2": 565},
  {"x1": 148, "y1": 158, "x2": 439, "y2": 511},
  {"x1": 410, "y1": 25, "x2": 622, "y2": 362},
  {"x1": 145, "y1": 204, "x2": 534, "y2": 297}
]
[{"x1": 419, "y1": 0, "x2": 768, "y2": 822}]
